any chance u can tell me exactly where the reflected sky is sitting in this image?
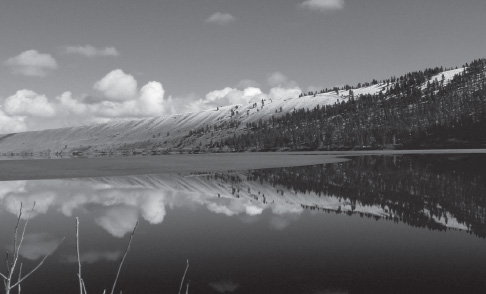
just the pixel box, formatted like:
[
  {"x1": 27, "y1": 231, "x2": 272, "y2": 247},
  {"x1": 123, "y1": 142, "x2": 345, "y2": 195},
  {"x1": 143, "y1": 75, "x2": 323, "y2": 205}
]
[{"x1": 1, "y1": 155, "x2": 486, "y2": 293}]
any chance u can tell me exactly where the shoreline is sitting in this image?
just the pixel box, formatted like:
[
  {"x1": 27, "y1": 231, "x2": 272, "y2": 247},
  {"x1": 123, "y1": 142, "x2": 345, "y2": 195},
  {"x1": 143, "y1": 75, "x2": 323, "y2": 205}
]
[{"x1": 0, "y1": 149, "x2": 485, "y2": 181}]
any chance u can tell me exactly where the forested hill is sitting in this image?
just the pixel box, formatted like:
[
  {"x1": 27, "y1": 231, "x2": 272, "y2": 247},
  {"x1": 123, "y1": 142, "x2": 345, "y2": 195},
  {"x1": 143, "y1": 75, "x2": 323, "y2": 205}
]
[
  {"x1": 0, "y1": 59, "x2": 485, "y2": 157},
  {"x1": 219, "y1": 58, "x2": 486, "y2": 151}
]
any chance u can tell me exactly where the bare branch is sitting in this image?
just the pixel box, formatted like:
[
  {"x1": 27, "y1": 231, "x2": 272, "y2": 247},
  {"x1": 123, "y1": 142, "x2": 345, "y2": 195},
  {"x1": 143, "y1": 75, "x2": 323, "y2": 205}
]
[
  {"x1": 5, "y1": 252, "x2": 9, "y2": 275},
  {"x1": 81, "y1": 277, "x2": 88, "y2": 294},
  {"x1": 178, "y1": 260, "x2": 189, "y2": 294},
  {"x1": 17, "y1": 263, "x2": 22, "y2": 294},
  {"x1": 185, "y1": 280, "x2": 190, "y2": 294},
  {"x1": 10, "y1": 202, "x2": 36, "y2": 285},
  {"x1": 11, "y1": 203, "x2": 23, "y2": 272},
  {"x1": 10, "y1": 237, "x2": 64, "y2": 289},
  {"x1": 17, "y1": 202, "x2": 36, "y2": 254},
  {"x1": 76, "y1": 217, "x2": 83, "y2": 294},
  {"x1": 110, "y1": 221, "x2": 138, "y2": 294}
]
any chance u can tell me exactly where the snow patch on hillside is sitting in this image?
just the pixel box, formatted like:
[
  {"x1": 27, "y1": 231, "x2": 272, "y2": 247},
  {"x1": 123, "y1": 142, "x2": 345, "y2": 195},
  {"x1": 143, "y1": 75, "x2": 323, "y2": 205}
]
[{"x1": 0, "y1": 67, "x2": 466, "y2": 156}]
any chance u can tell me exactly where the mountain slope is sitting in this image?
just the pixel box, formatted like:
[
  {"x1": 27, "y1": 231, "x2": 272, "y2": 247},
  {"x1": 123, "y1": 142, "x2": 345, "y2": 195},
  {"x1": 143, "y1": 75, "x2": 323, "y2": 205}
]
[
  {"x1": 0, "y1": 59, "x2": 483, "y2": 156},
  {"x1": 221, "y1": 59, "x2": 486, "y2": 151},
  {"x1": 0, "y1": 91, "x2": 349, "y2": 156}
]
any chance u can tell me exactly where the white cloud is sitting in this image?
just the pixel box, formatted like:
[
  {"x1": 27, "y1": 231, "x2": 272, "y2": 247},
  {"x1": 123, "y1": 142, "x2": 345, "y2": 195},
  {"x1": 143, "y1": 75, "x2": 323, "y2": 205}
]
[
  {"x1": 4, "y1": 190, "x2": 56, "y2": 219},
  {"x1": 63, "y1": 45, "x2": 120, "y2": 57},
  {"x1": 0, "y1": 69, "x2": 302, "y2": 133},
  {"x1": 267, "y1": 71, "x2": 288, "y2": 87},
  {"x1": 140, "y1": 192, "x2": 167, "y2": 224},
  {"x1": 138, "y1": 81, "x2": 166, "y2": 116},
  {"x1": 4, "y1": 90, "x2": 57, "y2": 118},
  {"x1": 207, "y1": 202, "x2": 238, "y2": 216},
  {"x1": 0, "y1": 69, "x2": 175, "y2": 134},
  {"x1": 205, "y1": 12, "x2": 236, "y2": 25},
  {"x1": 5, "y1": 50, "x2": 58, "y2": 77},
  {"x1": 95, "y1": 206, "x2": 139, "y2": 238},
  {"x1": 55, "y1": 91, "x2": 88, "y2": 115},
  {"x1": 267, "y1": 71, "x2": 298, "y2": 88},
  {"x1": 19, "y1": 233, "x2": 62, "y2": 260},
  {"x1": 300, "y1": 0, "x2": 345, "y2": 12},
  {"x1": 187, "y1": 86, "x2": 265, "y2": 112},
  {"x1": 94, "y1": 69, "x2": 138, "y2": 101},
  {"x1": 62, "y1": 250, "x2": 122, "y2": 264},
  {"x1": 185, "y1": 76, "x2": 302, "y2": 113},
  {"x1": 245, "y1": 205, "x2": 263, "y2": 216},
  {"x1": 0, "y1": 109, "x2": 26, "y2": 133},
  {"x1": 267, "y1": 87, "x2": 301, "y2": 100}
]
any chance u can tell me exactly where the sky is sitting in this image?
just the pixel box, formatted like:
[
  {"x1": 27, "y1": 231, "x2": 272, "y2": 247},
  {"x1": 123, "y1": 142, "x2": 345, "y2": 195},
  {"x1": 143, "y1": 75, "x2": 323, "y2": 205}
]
[{"x1": 1, "y1": 0, "x2": 485, "y2": 133}]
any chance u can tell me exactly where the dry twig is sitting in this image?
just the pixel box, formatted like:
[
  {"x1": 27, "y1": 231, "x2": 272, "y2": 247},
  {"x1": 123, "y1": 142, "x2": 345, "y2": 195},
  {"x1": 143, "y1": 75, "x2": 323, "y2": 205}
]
[
  {"x1": 1, "y1": 202, "x2": 63, "y2": 294},
  {"x1": 178, "y1": 260, "x2": 189, "y2": 294},
  {"x1": 110, "y1": 221, "x2": 138, "y2": 294},
  {"x1": 76, "y1": 217, "x2": 83, "y2": 294}
]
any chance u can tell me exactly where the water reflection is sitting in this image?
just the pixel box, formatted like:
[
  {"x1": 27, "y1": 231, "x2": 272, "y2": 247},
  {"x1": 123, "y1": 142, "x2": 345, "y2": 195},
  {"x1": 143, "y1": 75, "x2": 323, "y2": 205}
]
[
  {"x1": 1, "y1": 154, "x2": 486, "y2": 238},
  {"x1": 1, "y1": 155, "x2": 486, "y2": 293},
  {"x1": 247, "y1": 154, "x2": 486, "y2": 237}
]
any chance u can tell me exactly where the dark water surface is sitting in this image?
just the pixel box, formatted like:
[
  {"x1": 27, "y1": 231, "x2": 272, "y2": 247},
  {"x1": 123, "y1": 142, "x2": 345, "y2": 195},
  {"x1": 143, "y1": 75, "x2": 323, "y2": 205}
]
[{"x1": 1, "y1": 154, "x2": 486, "y2": 293}]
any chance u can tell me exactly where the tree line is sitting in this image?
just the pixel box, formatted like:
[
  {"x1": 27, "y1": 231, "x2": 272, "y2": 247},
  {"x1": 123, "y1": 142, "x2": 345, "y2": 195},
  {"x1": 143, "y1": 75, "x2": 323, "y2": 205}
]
[{"x1": 216, "y1": 58, "x2": 486, "y2": 151}]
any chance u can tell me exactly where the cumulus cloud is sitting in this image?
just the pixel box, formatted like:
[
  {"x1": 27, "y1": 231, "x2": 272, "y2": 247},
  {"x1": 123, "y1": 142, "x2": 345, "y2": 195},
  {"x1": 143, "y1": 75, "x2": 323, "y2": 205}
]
[
  {"x1": 62, "y1": 250, "x2": 122, "y2": 264},
  {"x1": 186, "y1": 86, "x2": 264, "y2": 112},
  {"x1": 300, "y1": 0, "x2": 345, "y2": 12},
  {"x1": 205, "y1": 12, "x2": 236, "y2": 25},
  {"x1": 140, "y1": 192, "x2": 167, "y2": 224},
  {"x1": 0, "y1": 90, "x2": 94, "y2": 133},
  {"x1": 4, "y1": 90, "x2": 57, "y2": 118},
  {"x1": 18, "y1": 233, "x2": 62, "y2": 260},
  {"x1": 5, "y1": 50, "x2": 58, "y2": 77},
  {"x1": 185, "y1": 81, "x2": 301, "y2": 113},
  {"x1": 0, "y1": 69, "x2": 173, "y2": 134},
  {"x1": 138, "y1": 81, "x2": 166, "y2": 116},
  {"x1": 267, "y1": 71, "x2": 298, "y2": 88},
  {"x1": 0, "y1": 68, "x2": 302, "y2": 134},
  {"x1": 94, "y1": 69, "x2": 138, "y2": 101},
  {"x1": 3, "y1": 190, "x2": 57, "y2": 219},
  {"x1": 93, "y1": 74, "x2": 168, "y2": 118},
  {"x1": 95, "y1": 206, "x2": 139, "y2": 238},
  {"x1": 245, "y1": 205, "x2": 263, "y2": 216},
  {"x1": 206, "y1": 198, "x2": 265, "y2": 217},
  {"x1": 207, "y1": 202, "x2": 238, "y2": 216},
  {"x1": 63, "y1": 45, "x2": 120, "y2": 57},
  {"x1": 267, "y1": 87, "x2": 302, "y2": 100},
  {"x1": 0, "y1": 109, "x2": 26, "y2": 133}
]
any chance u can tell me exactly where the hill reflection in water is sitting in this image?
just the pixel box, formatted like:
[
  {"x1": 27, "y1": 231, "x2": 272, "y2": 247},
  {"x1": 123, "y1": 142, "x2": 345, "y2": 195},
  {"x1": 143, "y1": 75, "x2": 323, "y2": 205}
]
[
  {"x1": 2, "y1": 154, "x2": 485, "y2": 237},
  {"x1": 0, "y1": 154, "x2": 485, "y2": 293}
]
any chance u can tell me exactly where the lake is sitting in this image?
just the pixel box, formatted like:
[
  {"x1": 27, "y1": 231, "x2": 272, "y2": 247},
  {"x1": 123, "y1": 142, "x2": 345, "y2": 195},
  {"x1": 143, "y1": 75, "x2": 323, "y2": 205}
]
[{"x1": 1, "y1": 153, "x2": 486, "y2": 293}]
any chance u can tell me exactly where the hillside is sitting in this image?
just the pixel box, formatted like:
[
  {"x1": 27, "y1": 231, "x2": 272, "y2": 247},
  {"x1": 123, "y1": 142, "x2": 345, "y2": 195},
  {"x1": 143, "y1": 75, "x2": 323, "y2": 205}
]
[
  {"x1": 222, "y1": 59, "x2": 486, "y2": 151},
  {"x1": 0, "y1": 58, "x2": 484, "y2": 157},
  {"x1": 0, "y1": 87, "x2": 366, "y2": 157}
]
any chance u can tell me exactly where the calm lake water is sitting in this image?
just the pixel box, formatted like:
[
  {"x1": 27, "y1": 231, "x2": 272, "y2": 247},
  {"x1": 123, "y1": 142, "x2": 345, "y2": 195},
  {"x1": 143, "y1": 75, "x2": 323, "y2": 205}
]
[{"x1": 1, "y1": 154, "x2": 486, "y2": 294}]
